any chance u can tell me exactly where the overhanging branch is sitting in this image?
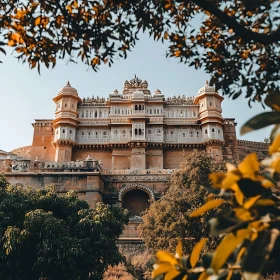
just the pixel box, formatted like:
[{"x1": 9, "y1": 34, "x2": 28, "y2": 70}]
[{"x1": 192, "y1": 0, "x2": 280, "y2": 45}]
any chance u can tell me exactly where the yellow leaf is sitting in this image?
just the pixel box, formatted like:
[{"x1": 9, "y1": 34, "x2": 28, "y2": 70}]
[
  {"x1": 175, "y1": 240, "x2": 182, "y2": 258},
  {"x1": 243, "y1": 195, "x2": 261, "y2": 209},
  {"x1": 8, "y1": 40, "x2": 16, "y2": 46},
  {"x1": 211, "y1": 229, "x2": 249, "y2": 272},
  {"x1": 164, "y1": 269, "x2": 180, "y2": 280},
  {"x1": 35, "y1": 16, "x2": 42, "y2": 26},
  {"x1": 92, "y1": 57, "x2": 100, "y2": 65},
  {"x1": 66, "y1": 5, "x2": 72, "y2": 13},
  {"x1": 234, "y1": 207, "x2": 252, "y2": 221},
  {"x1": 152, "y1": 263, "x2": 173, "y2": 278},
  {"x1": 271, "y1": 157, "x2": 280, "y2": 172},
  {"x1": 11, "y1": 33, "x2": 23, "y2": 44},
  {"x1": 254, "y1": 199, "x2": 276, "y2": 207},
  {"x1": 182, "y1": 275, "x2": 188, "y2": 280},
  {"x1": 222, "y1": 173, "x2": 240, "y2": 189},
  {"x1": 238, "y1": 153, "x2": 259, "y2": 179},
  {"x1": 236, "y1": 247, "x2": 246, "y2": 263},
  {"x1": 269, "y1": 134, "x2": 280, "y2": 154},
  {"x1": 164, "y1": 3, "x2": 172, "y2": 9},
  {"x1": 209, "y1": 172, "x2": 225, "y2": 188},
  {"x1": 190, "y1": 238, "x2": 207, "y2": 268},
  {"x1": 189, "y1": 199, "x2": 225, "y2": 218},
  {"x1": 156, "y1": 251, "x2": 178, "y2": 266},
  {"x1": 231, "y1": 184, "x2": 244, "y2": 205},
  {"x1": 73, "y1": 0, "x2": 78, "y2": 8},
  {"x1": 198, "y1": 271, "x2": 209, "y2": 280}
]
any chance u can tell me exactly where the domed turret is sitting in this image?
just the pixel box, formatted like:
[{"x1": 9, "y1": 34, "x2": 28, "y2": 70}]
[
  {"x1": 57, "y1": 81, "x2": 78, "y2": 97},
  {"x1": 52, "y1": 82, "x2": 82, "y2": 162},
  {"x1": 196, "y1": 80, "x2": 216, "y2": 97}
]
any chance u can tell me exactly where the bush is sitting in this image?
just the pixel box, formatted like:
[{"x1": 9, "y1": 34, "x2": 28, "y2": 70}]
[{"x1": 0, "y1": 184, "x2": 129, "y2": 280}]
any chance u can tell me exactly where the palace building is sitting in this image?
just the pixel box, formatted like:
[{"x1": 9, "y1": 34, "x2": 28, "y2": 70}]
[{"x1": 2, "y1": 76, "x2": 269, "y2": 238}]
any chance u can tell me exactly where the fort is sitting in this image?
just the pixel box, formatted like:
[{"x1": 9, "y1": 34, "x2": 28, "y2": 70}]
[{"x1": 1, "y1": 76, "x2": 269, "y2": 238}]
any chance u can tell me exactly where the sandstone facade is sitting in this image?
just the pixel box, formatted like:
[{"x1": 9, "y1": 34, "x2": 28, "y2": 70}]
[{"x1": 2, "y1": 76, "x2": 269, "y2": 238}]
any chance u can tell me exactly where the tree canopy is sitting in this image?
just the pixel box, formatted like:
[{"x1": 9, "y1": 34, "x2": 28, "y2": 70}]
[
  {"x1": 0, "y1": 184, "x2": 129, "y2": 280},
  {"x1": 140, "y1": 150, "x2": 228, "y2": 254},
  {"x1": 0, "y1": 0, "x2": 279, "y2": 103}
]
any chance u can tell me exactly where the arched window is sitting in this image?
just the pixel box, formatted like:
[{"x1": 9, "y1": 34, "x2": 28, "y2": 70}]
[
  {"x1": 103, "y1": 131, "x2": 107, "y2": 136},
  {"x1": 138, "y1": 128, "x2": 142, "y2": 135},
  {"x1": 218, "y1": 129, "x2": 220, "y2": 134},
  {"x1": 90, "y1": 111, "x2": 92, "y2": 118},
  {"x1": 135, "y1": 128, "x2": 138, "y2": 135},
  {"x1": 212, "y1": 128, "x2": 215, "y2": 132},
  {"x1": 81, "y1": 111, "x2": 84, "y2": 118},
  {"x1": 193, "y1": 111, "x2": 196, "y2": 117},
  {"x1": 86, "y1": 111, "x2": 88, "y2": 118},
  {"x1": 62, "y1": 129, "x2": 65, "y2": 133},
  {"x1": 148, "y1": 130, "x2": 152, "y2": 134},
  {"x1": 197, "y1": 131, "x2": 199, "y2": 137},
  {"x1": 69, "y1": 130, "x2": 72, "y2": 134},
  {"x1": 99, "y1": 111, "x2": 102, "y2": 117},
  {"x1": 157, "y1": 129, "x2": 161, "y2": 134},
  {"x1": 150, "y1": 109, "x2": 152, "y2": 114},
  {"x1": 157, "y1": 109, "x2": 159, "y2": 114},
  {"x1": 135, "y1": 105, "x2": 138, "y2": 110},
  {"x1": 170, "y1": 131, "x2": 173, "y2": 135},
  {"x1": 95, "y1": 132, "x2": 98, "y2": 138},
  {"x1": 118, "y1": 109, "x2": 120, "y2": 114},
  {"x1": 122, "y1": 130, "x2": 126, "y2": 136},
  {"x1": 114, "y1": 130, "x2": 118, "y2": 136},
  {"x1": 94, "y1": 111, "x2": 97, "y2": 118},
  {"x1": 205, "y1": 129, "x2": 207, "y2": 134}
]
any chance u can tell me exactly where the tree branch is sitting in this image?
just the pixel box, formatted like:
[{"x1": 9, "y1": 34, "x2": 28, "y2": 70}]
[{"x1": 192, "y1": 0, "x2": 280, "y2": 45}]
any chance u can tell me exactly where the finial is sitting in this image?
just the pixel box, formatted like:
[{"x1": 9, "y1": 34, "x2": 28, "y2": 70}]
[
  {"x1": 66, "y1": 81, "x2": 71, "y2": 86},
  {"x1": 205, "y1": 80, "x2": 209, "y2": 85}
]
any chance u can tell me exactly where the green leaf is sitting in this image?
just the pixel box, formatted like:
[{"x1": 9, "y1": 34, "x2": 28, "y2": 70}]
[{"x1": 240, "y1": 112, "x2": 280, "y2": 135}]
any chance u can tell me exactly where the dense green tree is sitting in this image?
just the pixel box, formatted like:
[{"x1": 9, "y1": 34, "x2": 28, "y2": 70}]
[
  {"x1": 0, "y1": 184, "x2": 129, "y2": 280},
  {"x1": 140, "y1": 150, "x2": 228, "y2": 254},
  {"x1": 0, "y1": 0, "x2": 279, "y2": 102}
]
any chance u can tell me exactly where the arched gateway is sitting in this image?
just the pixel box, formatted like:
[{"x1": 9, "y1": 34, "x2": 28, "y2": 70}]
[{"x1": 118, "y1": 184, "x2": 155, "y2": 216}]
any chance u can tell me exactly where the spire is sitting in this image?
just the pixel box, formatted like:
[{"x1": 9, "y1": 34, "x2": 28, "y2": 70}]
[{"x1": 66, "y1": 81, "x2": 71, "y2": 87}]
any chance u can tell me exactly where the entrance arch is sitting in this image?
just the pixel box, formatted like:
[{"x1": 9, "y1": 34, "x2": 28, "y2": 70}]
[{"x1": 118, "y1": 184, "x2": 155, "y2": 216}]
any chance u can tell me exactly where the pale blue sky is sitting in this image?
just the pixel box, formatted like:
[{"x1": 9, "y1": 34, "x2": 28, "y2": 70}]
[{"x1": 0, "y1": 34, "x2": 271, "y2": 152}]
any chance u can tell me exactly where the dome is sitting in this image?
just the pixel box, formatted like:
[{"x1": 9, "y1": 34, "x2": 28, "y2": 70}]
[
  {"x1": 132, "y1": 90, "x2": 144, "y2": 98},
  {"x1": 58, "y1": 81, "x2": 78, "y2": 96},
  {"x1": 197, "y1": 80, "x2": 216, "y2": 96}
]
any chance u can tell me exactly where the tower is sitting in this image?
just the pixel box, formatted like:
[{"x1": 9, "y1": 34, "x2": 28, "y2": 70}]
[
  {"x1": 194, "y1": 81, "x2": 224, "y2": 161},
  {"x1": 52, "y1": 82, "x2": 81, "y2": 162}
]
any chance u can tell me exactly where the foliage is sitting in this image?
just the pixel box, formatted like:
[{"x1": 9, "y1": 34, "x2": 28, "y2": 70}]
[
  {"x1": 104, "y1": 249, "x2": 154, "y2": 280},
  {"x1": 0, "y1": 185, "x2": 129, "y2": 280},
  {"x1": 0, "y1": 1, "x2": 280, "y2": 102},
  {"x1": 152, "y1": 150, "x2": 280, "y2": 279},
  {"x1": 140, "y1": 150, "x2": 228, "y2": 254},
  {"x1": 0, "y1": 174, "x2": 8, "y2": 189}
]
